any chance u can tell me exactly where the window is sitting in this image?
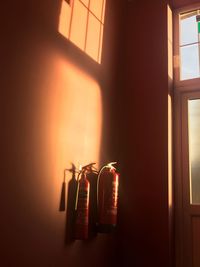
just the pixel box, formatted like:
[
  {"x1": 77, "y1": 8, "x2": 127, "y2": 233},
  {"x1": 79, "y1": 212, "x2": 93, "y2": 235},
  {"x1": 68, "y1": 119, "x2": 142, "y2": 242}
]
[
  {"x1": 180, "y1": 10, "x2": 200, "y2": 80},
  {"x1": 174, "y1": 4, "x2": 200, "y2": 88},
  {"x1": 188, "y1": 98, "x2": 200, "y2": 204},
  {"x1": 59, "y1": 0, "x2": 106, "y2": 63},
  {"x1": 174, "y1": 5, "x2": 200, "y2": 266}
]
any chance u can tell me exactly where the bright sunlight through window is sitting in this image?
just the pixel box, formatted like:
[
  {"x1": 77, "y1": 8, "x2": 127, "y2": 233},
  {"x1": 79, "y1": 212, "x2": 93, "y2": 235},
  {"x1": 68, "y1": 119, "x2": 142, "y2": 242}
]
[
  {"x1": 59, "y1": 0, "x2": 106, "y2": 63},
  {"x1": 180, "y1": 10, "x2": 200, "y2": 80}
]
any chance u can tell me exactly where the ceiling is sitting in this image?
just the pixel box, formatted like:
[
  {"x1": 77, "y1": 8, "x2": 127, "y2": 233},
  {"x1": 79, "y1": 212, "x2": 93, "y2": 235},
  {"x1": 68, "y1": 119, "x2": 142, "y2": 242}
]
[{"x1": 172, "y1": 0, "x2": 200, "y2": 8}]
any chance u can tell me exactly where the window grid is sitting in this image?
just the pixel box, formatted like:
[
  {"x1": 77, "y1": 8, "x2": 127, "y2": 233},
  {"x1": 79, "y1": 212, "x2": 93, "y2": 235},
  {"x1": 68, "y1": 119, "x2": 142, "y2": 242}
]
[{"x1": 180, "y1": 10, "x2": 200, "y2": 47}]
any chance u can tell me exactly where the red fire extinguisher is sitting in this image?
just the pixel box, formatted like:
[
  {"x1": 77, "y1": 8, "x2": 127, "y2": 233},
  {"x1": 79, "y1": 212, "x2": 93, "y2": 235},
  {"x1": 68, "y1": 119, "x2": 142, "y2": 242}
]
[
  {"x1": 97, "y1": 162, "x2": 119, "y2": 232},
  {"x1": 74, "y1": 163, "x2": 95, "y2": 240}
]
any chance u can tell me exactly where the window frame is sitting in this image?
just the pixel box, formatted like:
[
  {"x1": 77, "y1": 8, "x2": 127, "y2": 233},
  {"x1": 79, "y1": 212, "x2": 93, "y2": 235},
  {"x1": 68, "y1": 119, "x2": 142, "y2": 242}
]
[
  {"x1": 174, "y1": 3, "x2": 200, "y2": 92},
  {"x1": 174, "y1": 5, "x2": 200, "y2": 266}
]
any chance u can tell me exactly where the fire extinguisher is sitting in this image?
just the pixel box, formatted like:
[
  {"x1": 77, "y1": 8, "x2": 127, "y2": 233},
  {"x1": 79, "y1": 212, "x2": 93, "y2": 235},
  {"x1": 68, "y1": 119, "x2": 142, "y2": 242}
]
[
  {"x1": 74, "y1": 163, "x2": 96, "y2": 240},
  {"x1": 97, "y1": 162, "x2": 119, "y2": 233}
]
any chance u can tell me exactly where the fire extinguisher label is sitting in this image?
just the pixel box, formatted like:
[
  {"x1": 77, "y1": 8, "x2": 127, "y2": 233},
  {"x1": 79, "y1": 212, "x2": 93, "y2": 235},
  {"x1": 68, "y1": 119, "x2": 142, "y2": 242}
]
[
  {"x1": 99, "y1": 173, "x2": 119, "y2": 225},
  {"x1": 106, "y1": 180, "x2": 118, "y2": 215},
  {"x1": 76, "y1": 188, "x2": 89, "y2": 226}
]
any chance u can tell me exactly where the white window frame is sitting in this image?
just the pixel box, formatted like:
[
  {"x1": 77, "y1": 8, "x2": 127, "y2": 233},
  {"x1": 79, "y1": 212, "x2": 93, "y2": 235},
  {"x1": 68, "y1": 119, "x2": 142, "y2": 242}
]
[
  {"x1": 174, "y1": 3, "x2": 200, "y2": 92},
  {"x1": 174, "y1": 4, "x2": 200, "y2": 266}
]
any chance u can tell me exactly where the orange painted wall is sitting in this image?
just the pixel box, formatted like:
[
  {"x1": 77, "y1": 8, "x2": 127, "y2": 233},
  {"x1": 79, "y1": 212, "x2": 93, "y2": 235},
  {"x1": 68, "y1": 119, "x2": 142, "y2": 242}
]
[
  {"x1": 1, "y1": 0, "x2": 125, "y2": 266},
  {"x1": 1, "y1": 0, "x2": 177, "y2": 266}
]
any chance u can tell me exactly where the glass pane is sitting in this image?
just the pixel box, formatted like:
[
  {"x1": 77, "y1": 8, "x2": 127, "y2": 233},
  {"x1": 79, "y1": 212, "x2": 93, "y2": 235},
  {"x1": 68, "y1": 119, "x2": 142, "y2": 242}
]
[
  {"x1": 180, "y1": 44, "x2": 200, "y2": 80},
  {"x1": 89, "y1": 0, "x2": 104, "y2": 20},
  {"x1": 85, "y1": 14, "x2": 101, "y2": 61},
  {"x1": 180, "y1": 13, "x2": 198, "y2": 46},
  {"x1": 188, "y1": 99, "x2": 200, "y2": 204},
  {"x1": 70, "y1": 0, "x2": 88, "y2": 50}
]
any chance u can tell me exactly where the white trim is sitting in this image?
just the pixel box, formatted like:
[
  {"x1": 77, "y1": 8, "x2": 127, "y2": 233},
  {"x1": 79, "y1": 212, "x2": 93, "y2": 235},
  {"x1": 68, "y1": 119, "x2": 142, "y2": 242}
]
[{"x1": 174, "y1": 3, "x2": 200, "y2": 91}]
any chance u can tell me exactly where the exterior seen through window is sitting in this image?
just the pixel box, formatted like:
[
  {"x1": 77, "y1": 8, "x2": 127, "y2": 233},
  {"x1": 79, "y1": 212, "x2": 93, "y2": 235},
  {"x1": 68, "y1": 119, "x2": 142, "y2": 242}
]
[{"x1": 180, "y1": 10, "x2": 200, "y2": 80}]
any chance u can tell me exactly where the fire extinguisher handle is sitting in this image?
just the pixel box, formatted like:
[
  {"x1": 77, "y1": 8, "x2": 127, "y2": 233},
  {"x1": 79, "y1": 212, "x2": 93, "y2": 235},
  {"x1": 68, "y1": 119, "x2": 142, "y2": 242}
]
[
  {"x1": 75, "y1": 170, "x2": 82, "y2": 210},
  {"x1": 75, "y1": 182, "x2": 80, "y2": 210},
  {"x1": 75, "y1": 163, "x2": 96, "y2": 210}
]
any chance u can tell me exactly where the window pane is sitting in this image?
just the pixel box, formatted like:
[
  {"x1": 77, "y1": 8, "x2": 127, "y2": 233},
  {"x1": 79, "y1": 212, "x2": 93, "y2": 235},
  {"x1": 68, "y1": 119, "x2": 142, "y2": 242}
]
[
  {"x1": 89, "y1": 0, "x2": 103, "y2": 20},
  {"x1": 85, "y1": 14, "x2": 101, "y2": 61},
  {"x1": 180, "y1": 13, "x2": 198, "y2": 46},
  {"x1": 70, "y1": 0, "x2": 88, "y2": 50},
  {"x1": 180, "y1": 44, "x2": 200, "y2": 80},
  {"x1": 188, "y1": 99, "x2": 200, "y2": 204}
]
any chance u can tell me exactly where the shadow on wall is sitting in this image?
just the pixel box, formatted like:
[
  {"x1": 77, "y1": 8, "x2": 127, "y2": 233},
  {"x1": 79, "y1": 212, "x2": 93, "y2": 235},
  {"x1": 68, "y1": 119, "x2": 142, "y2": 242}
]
[
  {"x1": 63, "y1": 165, "x2": 78, "y2": 243},
  {"x1": 60, "y1": 164, "x2": 99, "y2": 244}
]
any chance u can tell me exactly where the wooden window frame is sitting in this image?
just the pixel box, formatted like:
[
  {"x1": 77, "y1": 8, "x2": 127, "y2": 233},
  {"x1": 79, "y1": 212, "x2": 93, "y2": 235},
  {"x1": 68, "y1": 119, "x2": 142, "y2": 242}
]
[
  {"x1": 174, "y1": 90, "x2": 200, "y2": 267},
  {"x1": 174, "y1": 3, "x2": 200, "y2": 92},
  {"x1": 174, "y1": 4, "x2": 200, "y2": 267}
]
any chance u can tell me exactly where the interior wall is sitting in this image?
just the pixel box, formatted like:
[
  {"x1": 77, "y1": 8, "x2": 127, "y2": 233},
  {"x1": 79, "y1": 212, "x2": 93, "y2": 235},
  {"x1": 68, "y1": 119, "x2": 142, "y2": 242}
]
[
  {"x1": 113, "y1": 0, "x2": 172, "y2": 266},
  {"x1": 1, "y1": 0, "x2": 175, "y2": 266},
  {"x1": 1, "y1": 0, "x2": 125, "y2": 266}
]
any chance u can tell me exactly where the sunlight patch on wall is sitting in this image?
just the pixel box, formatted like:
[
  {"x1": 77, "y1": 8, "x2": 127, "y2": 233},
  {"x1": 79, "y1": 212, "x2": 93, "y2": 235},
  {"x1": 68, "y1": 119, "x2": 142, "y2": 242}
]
[
  {"x1": 168, "y1": 94, "x2": 173, "y2": 208},
  {"x1": 48, "y1": 56, "x2": 102, "y2": 173},
  {"x1": 37, "y1": 50, "x2": 103, "y2": 207},
  {"x1": 59, "y1": 0, "x2": 106, "y2": 63},
  {"x1": 59, "y1": 0, "x2": 71, "y2": 38},
  {"x1": 168, "y1": 5, "x2": 173, "y2": 208},
  {"x1": 168, "y1": 5, "x2": 173, "y2": 81}
]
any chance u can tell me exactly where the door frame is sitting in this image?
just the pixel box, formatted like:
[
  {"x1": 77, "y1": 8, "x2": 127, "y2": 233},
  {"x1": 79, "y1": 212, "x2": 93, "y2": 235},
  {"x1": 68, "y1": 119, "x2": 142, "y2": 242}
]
[{"x1": 174, "y1": 89, "x2": 200, "y2": 267}]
